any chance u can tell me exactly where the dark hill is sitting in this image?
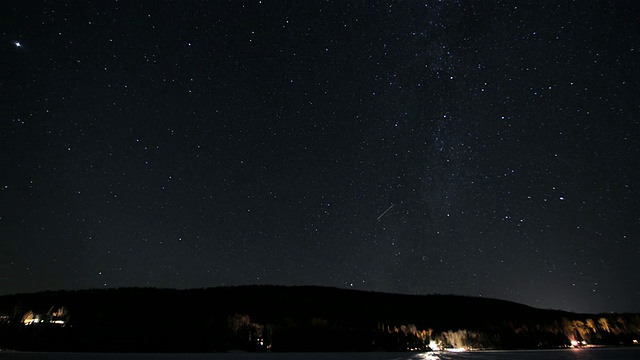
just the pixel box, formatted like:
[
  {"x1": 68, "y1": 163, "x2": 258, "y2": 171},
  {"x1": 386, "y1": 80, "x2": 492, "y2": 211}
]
[{"x1": 1, "y1": 286, "x2": 638, "y2": 352}]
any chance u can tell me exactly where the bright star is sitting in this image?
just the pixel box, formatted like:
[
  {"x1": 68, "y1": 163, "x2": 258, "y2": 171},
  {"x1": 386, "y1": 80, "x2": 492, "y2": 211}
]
[{"x1": 14, "y1": 41, "x2": 21, "y2": 47}]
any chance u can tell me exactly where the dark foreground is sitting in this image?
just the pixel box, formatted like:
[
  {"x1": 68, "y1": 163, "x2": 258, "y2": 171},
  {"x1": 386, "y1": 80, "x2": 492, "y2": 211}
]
[
  {"x1": 1, "y1": 286, "x2": 639, "y2": 352},
  {"x1": 2, "y1": 348, "x2": 640, "y2": 360}
]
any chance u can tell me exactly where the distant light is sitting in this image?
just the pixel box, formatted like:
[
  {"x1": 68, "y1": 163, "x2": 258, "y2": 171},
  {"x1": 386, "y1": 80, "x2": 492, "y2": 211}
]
[
  {"x1": 14, "y1": 41, "x2": 21, "y2": 47},
  {"x1": 428, "y1": 341, "x2": 440, "y2": 351}
]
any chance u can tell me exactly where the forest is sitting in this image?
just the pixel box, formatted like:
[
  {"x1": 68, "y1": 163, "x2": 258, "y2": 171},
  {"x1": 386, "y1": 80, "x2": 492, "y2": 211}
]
[{"x1": 1, "y1": 285, "x2": 639, "y2": 352}]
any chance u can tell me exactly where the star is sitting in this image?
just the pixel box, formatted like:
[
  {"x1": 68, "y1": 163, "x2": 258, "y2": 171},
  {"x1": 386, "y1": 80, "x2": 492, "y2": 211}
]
[{"x1": 1, "y1": 0, "x2": 638, "y2": 315}]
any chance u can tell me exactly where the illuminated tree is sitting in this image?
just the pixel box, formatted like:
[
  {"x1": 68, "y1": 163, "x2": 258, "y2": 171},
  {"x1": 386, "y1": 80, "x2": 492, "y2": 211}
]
[
  {"x1": 598, "y1": 317, "x2": 612, "y2": 332},
  {"x1": 21, "y1": 311, "x2": 35, "y2": 325}
]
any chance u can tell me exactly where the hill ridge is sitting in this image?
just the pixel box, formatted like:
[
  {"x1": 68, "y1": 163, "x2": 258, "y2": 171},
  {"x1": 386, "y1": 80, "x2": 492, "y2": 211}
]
[{"x1": 1, "y1": 285, "x2": 638, "y2": 352}]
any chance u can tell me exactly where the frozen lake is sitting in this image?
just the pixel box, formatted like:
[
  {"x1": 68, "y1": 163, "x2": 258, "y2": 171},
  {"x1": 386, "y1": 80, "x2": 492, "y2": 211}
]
[{"x1": 2, "y1": 348, "x2": 640, "y2": 360}]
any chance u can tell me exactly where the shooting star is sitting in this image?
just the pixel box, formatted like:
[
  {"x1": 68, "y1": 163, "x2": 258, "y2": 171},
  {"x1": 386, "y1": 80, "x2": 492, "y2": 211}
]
[{"x1": 376, "y1": 204, "x2": 395, "y2": 221}]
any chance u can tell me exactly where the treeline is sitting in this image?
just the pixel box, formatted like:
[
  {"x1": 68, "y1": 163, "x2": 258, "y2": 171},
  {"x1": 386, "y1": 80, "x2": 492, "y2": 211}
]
[{"x1": 0, "y1": 286, "x2": 639, "y2": 352}]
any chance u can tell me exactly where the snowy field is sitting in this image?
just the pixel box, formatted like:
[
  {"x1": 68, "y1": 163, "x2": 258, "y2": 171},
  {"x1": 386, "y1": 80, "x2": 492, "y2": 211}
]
[
  {"x1": 0, "y1": 348, "x2": 640, "y2": 360},
  {"x1": 1, "y1": 348, "x2": 640, "y2": 360}
]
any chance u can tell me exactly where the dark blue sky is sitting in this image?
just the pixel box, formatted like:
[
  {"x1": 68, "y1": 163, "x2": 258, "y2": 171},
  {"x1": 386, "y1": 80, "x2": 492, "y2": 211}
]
[{"x1": 2, "y1": 1, "x2": 639, "y2": 313}]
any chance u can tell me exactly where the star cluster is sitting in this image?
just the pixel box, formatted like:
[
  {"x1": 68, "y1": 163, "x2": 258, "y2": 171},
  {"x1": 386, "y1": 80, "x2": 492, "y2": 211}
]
[{"x1": 2, "y1": 1, "x2": 639, "y2": 313}]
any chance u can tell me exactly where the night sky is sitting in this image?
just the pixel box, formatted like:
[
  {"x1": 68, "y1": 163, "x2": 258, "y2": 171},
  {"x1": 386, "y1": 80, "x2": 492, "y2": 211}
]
[{"x1": 2, "y1": 1, "x2": 639, "y2": 314}]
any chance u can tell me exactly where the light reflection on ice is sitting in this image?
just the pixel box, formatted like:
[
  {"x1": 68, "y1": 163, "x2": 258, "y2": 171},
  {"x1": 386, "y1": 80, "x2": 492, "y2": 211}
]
[{"x1": 1, "y1": 348, "x2": 640, "y2": 360}]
